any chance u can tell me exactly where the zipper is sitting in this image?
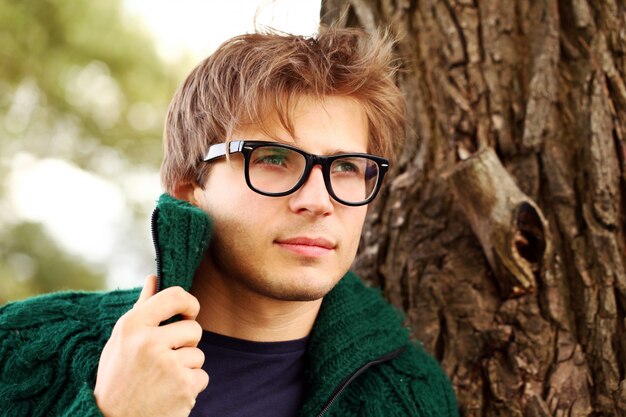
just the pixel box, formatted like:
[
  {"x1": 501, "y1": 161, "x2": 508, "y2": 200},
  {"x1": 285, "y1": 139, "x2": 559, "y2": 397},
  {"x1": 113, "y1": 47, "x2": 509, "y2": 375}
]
[
  {"x1": 151, "y1": 207, "x2": 163, "y2": 292},
  {"x1": 315, "y1": 346, "x2": 406, "y2": 417}
]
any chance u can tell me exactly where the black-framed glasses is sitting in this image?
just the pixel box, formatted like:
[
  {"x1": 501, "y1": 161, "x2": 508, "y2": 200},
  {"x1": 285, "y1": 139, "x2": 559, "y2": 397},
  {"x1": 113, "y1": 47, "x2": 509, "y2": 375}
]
[{"x1": 202, "y1": 141, "x2": 389, "y2": 206}]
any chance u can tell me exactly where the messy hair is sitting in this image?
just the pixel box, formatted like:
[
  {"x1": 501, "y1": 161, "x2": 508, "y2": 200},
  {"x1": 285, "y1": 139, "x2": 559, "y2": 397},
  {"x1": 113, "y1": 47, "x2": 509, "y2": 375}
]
[{"x1": 160, "y1": 25, "x2": 406, "y2": 193}]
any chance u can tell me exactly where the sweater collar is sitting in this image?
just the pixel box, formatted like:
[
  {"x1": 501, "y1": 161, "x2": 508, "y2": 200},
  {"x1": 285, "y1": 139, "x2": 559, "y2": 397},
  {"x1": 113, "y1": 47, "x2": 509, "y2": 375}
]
[
  {"x1": 300, "y1": 272, "x2": 410, "y2": 415},
  {"x1": 152, "y1": 193, "x2": 212, "y2": 292}
]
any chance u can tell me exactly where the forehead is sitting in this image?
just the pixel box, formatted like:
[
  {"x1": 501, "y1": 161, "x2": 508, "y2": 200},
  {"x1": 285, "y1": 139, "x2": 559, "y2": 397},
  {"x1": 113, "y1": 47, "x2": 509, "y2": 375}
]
[{"x1": 234, "y1": 96, "x2": 370, "y2": 154}]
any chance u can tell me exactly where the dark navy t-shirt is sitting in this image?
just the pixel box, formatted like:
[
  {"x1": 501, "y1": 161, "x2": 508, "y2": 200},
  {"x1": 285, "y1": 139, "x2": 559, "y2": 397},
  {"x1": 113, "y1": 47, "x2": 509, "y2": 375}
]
[{"x1": 190, "y1": 330, "x2": 309, "y2": 417}]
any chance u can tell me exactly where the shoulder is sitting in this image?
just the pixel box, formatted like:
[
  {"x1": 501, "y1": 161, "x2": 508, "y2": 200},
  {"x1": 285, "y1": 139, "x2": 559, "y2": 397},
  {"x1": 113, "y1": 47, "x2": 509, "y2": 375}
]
[
  {"x1": 389, "y1": 342, "x2": 459, "y2": 416},
  {"x1": 0, "y1": 288, "x2": 139, "y2": 416},
  {"x1": 0, "y1": 287, "x2": 140, "y2": 353},
  {"x1": 332, "y1": 341, "x2": 458, "y2": 417},
  {"x1": 0, "y1": 287, "x2": 140, "y2": 333},
  {"x1": 324, "y1": 272, "x2": 458, "y2": 416},
  {"x1": 325, "y1": 271, "x2": 406, "y2": 324}
]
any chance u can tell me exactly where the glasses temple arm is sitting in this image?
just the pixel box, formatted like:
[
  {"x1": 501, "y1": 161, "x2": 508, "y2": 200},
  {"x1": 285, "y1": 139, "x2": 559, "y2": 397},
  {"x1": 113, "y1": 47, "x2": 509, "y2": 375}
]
[{"x1": 203, "y1": 141, "x2": 245, "y2": 161}]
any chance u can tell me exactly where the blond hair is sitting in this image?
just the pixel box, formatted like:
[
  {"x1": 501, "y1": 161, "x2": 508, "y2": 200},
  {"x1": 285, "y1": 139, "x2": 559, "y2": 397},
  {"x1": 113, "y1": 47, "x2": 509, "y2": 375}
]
[{"x1": 161, "y1": 26, "x2": 406, "y2": 193}]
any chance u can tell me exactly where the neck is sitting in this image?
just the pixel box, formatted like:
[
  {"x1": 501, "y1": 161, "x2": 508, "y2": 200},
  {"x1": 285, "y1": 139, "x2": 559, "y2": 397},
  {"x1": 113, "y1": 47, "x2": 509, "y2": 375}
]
[{"x1": 190, "y1": 256, "x2": 322, "y2": 342}]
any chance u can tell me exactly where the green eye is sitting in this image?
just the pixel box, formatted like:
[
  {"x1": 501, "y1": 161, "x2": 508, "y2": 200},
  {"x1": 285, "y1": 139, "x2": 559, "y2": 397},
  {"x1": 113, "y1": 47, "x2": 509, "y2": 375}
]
[
  {"x1": 253, "y1": 147, "x2": 291, "y2": 166},
  {"x1": 259, "y1": 155, "x2": 286, "y2": 165},
  {"x1": 332, "y1": 160, "x2": 361, "y2": 174}
]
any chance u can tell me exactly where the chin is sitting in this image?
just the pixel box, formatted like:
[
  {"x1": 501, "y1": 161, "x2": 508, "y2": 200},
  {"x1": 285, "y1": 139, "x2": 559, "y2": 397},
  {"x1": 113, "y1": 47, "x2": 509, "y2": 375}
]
[
  {"x1": 252, "y1": 270, "x2": 342, "y2": 302},
  {"x1": 267, "y1": 282, "x2": 336, "y2": 302}
]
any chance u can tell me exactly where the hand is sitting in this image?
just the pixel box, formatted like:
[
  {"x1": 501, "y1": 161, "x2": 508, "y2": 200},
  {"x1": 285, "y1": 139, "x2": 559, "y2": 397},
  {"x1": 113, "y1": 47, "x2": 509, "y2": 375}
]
[{"x1": 94, "y1": 275, "x2": 209, "y2": 417}]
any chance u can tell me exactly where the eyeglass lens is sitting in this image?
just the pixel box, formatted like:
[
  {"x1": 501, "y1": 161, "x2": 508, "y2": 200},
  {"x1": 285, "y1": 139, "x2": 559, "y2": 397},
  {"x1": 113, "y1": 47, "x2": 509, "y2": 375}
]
[{"x1": 248, "y1": 145, "x2": 380, "y2": 203}]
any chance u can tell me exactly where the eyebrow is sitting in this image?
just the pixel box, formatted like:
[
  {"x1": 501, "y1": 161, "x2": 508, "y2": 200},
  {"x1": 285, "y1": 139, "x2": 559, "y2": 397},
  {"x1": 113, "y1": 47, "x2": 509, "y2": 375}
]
[
  {"x1": 322, "y1": 148, "x2": 369, "y2": 156},
  {"x1": 252, "y1": 139, "x2": 368, "y2": 156}
]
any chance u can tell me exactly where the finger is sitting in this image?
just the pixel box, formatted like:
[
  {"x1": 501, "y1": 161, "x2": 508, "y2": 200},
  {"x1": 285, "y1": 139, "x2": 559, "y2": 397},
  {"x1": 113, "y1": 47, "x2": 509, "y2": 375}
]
[
  {"x1": 174, "y1": 346, "x2": 205, "y2": 369},
  {"x1": 134, "y1": 286, "x2": 200, "y2": 326},
  {"x1": 189, "y1": 368, "x2": 210, "y2": 394},
  {"x1": 136, "y1": 274, "x2": 158, "y2": 305},
  {"x1": 159, "y1": 319, "x2": 204, "y2": 349}
]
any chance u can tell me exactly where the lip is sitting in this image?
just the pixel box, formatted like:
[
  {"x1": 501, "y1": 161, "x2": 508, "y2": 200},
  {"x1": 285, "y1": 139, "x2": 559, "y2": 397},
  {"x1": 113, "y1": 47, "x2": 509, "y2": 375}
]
[{"x1": 274, "y1": 236, "x2": 336, "y2": 257}]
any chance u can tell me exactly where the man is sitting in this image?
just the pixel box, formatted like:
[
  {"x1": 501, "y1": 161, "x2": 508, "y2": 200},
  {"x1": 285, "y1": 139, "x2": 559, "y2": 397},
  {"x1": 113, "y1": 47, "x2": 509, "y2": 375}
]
[{"x1": 0, "y1": 27, "x2": 458, "y2": 416}]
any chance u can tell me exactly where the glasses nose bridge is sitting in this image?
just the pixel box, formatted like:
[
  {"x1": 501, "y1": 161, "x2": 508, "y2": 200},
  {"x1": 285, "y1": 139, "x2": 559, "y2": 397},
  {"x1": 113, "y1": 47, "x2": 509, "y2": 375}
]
[
  {"x1": 298, "y1": 153, "x2": 332, "y2": 191},
  {"x1": 306, "y1": 153, "x2": 327, "y2": 166}
]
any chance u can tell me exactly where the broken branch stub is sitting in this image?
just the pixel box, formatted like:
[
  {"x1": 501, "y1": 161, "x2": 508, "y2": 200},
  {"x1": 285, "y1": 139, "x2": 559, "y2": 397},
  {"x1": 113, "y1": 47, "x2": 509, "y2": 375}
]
[{"x1": 445, "y1": 147, "x2": 550, "y2": 298}]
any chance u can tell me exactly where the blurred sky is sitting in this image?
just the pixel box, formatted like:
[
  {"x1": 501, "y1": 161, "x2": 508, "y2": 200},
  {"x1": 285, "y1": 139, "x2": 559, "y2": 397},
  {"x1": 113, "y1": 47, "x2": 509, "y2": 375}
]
[
  {"x1": 125, "y1": 0, "x2": 321, "y2": 62},
  {"x1": 5, "y1": 0, "x2": 321, "y2": 289}
]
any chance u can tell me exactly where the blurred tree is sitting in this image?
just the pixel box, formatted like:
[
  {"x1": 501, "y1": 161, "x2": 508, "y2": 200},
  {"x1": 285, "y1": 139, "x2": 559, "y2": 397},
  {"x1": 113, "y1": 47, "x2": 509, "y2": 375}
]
[
  {"x1": 321, "y1": 0, "x2": 626, "y2": 415},
  {"x1": 0, "y1": 0, "x2": 178, "y2": 166},
  {"x1": 0, "y1": 0, "x2": 181, "y2": 302},
  {"x1": 0, "y1": 222, "x2": 105, "y2": 305}
]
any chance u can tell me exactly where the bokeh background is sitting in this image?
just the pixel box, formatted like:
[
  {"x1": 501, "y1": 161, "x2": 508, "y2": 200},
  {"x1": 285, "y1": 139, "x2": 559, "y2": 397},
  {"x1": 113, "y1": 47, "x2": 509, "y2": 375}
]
[{"x1": 0, "y1": 0, "x2": 320, "y2": 304}]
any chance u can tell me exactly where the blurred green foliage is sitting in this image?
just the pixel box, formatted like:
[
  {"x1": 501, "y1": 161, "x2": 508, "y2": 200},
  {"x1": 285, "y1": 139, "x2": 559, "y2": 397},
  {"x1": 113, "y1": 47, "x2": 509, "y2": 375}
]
[
  {"x1": 0, "y1": 0, "x2": 182, "y2": 303},
  {"x1": 0, "y1": 223, "x2": 105, "y2": 305},
  {"x1": 0, "y1": 0, "x2": 179, "y2": 164}
]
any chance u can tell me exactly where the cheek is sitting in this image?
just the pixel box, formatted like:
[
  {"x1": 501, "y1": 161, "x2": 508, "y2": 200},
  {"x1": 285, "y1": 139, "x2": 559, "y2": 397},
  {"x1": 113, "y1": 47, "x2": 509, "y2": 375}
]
[
  {"x1": 341, "y1": 208, "x2": 367, "y2": 252},
  {"x1": 202, "y1": 198, "x2": 258, "y2": 268},
  {"x1": 199, "y1": 186, "x2": 270, "y2": 248},
  {"x1": 199, "y1": 168, "x2": 251, "y2": 215}
]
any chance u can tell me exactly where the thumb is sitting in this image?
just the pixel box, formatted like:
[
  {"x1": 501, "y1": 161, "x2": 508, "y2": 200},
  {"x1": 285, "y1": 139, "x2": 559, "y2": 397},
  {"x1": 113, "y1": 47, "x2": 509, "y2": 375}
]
[{"x1": 136, "y1": 274, "x2": 158, "y2": 305}]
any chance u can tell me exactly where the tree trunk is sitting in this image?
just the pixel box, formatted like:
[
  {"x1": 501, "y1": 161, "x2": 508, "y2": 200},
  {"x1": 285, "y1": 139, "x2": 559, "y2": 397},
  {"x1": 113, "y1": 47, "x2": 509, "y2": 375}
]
[{"x1": 320, "y1": 0, "x2": 626, "y2": 415}]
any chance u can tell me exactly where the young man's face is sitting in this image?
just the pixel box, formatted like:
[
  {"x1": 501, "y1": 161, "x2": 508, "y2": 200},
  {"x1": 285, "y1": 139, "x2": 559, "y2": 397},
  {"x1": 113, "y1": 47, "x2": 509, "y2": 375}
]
[{"x1": 191, "y1": 96, "x2": 370, "y2": 302}]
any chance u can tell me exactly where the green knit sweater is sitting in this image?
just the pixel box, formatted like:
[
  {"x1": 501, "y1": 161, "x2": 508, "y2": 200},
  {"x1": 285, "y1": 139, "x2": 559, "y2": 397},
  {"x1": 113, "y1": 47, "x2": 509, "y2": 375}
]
[{"x1": 0, "y1": 194, "x2": 458, "y2": 417}]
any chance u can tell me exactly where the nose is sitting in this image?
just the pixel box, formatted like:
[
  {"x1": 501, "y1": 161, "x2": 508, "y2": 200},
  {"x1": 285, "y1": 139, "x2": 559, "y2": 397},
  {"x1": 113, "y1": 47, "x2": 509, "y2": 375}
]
[{"x1": 288, "y1": 165, "x2": 334, "y2": 216}]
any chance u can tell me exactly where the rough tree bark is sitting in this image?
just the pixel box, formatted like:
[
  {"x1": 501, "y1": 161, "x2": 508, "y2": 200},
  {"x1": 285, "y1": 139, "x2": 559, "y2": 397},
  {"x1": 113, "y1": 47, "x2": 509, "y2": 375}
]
[{"x1": 320, "y1": 0, "x2": 626, "y2": 415}]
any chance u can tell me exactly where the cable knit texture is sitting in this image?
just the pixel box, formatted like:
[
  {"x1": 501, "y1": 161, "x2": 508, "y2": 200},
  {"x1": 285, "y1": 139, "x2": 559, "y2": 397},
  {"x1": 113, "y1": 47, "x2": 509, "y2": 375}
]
[
  {"x1": 154, "y1": 193, "x2": 212, "y2": 292},
  {"x1": 301, "y1": 273, "x2": 457, "y2": 417},
  {"x1": 0, "y1": 194, "x2": 458, "y2": 417}
]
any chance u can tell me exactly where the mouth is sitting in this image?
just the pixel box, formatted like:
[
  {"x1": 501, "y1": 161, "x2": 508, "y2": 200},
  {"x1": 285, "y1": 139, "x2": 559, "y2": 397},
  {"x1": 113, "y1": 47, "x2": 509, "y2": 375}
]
[{"x1": 274, "y1": 236, "x2": 337, "y2": 257}]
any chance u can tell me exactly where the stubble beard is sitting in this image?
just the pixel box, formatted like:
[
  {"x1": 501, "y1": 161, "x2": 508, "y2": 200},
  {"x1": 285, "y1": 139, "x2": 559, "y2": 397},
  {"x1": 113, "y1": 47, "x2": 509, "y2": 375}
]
[{"x1": 206, "y1": 237, "x2": 342, "y2": 303}]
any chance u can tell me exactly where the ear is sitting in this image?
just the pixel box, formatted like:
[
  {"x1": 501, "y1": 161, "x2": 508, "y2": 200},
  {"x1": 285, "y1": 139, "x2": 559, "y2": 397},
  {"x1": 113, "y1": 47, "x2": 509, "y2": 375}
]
[{"x1": 172, "y1": 181, "x2": 200, "y2": 206}]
